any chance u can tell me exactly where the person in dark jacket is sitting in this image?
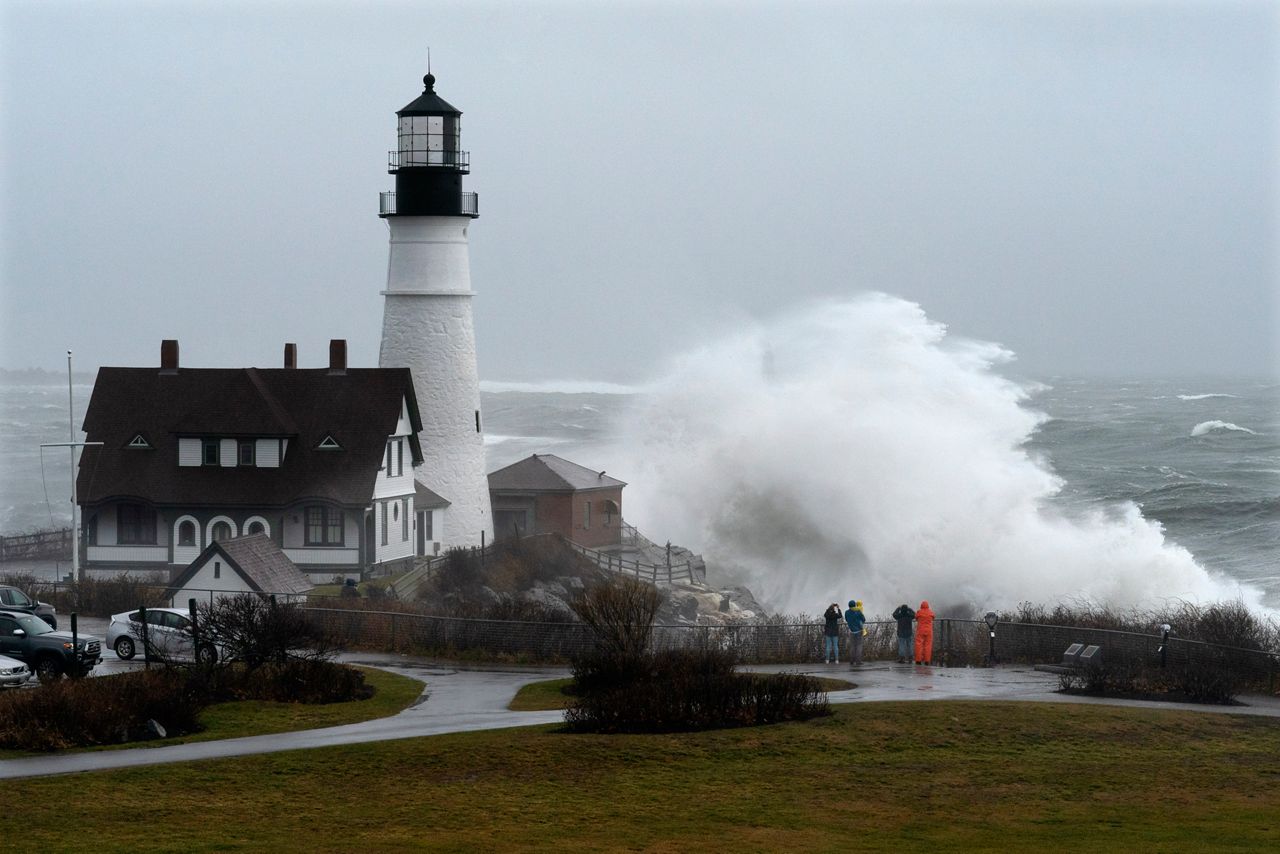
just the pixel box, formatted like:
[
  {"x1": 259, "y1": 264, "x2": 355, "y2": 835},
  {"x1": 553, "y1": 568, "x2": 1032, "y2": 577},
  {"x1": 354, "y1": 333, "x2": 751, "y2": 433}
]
[
  {"x1": 844, "y1": 600, "x2": 867, "y2": 666},
  {"x1": 822, "y1": 603, "x2": 842, "y2": 663},
  {"x1": 892, "y1": 603, "x2": 915, "y2": 663}
]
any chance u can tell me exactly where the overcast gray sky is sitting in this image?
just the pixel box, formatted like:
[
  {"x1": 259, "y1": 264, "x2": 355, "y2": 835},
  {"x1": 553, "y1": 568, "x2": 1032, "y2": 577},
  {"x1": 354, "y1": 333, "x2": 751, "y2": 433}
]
[{"x1": 2, "y1": 0, "x2": 1276, "y2": 382}]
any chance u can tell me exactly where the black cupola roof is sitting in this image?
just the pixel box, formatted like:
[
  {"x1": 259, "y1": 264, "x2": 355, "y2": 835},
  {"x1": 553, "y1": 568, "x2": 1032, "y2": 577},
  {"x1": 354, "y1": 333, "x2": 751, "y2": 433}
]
[
  {"x1": 398, "y1": 73, "x2": 461, "y2": 116},
  {"x1": 380, "y1": 71, "x2": 478, "y2": 219}
]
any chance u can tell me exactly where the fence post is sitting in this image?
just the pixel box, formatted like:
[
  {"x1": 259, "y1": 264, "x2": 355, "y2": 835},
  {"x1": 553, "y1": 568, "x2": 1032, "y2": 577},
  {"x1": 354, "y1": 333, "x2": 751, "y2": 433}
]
[
  {"x1": 139, "y1": 606, "x2": 150, "y2": 669},
  {"x1": 390, "y1": 612, "x2": 397, "y2": 650}
]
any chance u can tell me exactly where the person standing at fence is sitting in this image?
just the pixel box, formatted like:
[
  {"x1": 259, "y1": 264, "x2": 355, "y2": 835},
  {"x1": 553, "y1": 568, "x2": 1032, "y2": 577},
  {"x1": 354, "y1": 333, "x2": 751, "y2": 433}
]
[
  {"x1": 892, "y1": 603, "x2": 915, "y2": 663},
  {"x1": 844, "y1": 599, "x2": 867, "y2": 666},
  {"x1": 822, "y1": 603, "x2": 842, "y2": 663},
  {"x1": 914, "y1": 600, "x2": 935, "y2": 665}
]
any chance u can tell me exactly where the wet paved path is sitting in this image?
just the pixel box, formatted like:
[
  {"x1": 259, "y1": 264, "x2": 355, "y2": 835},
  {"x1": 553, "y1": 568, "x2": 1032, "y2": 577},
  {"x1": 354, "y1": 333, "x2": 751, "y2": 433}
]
[{"x1": 3, "y1": 653, "x2": 1277, "y2": 781}]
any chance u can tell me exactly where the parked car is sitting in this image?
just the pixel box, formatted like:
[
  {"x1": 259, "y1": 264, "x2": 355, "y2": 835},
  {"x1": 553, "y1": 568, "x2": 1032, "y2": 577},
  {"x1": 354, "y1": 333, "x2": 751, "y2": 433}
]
[
  {"x1": 0, "y1": 609, "x2": 102, "y2": 682},
  {"x1": 0, "y1": 585, "x2": 57, "y2": 629},
  {"x1": 0, "y1": 652, "x2": 31, "y2": 688},
  {"x1": 107, "y1": 607, "x2": 219, "y2": 665}
]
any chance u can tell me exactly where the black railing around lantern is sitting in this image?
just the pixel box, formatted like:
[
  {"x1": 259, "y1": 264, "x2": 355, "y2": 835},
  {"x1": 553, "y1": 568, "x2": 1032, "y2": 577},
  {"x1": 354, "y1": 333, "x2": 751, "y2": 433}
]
[
  {"x1": 388, "y1": 149, "x2": 470, "y2": 171},
  {"x1": 379, "y1": 192, "x2": 478, "y2": 217}
]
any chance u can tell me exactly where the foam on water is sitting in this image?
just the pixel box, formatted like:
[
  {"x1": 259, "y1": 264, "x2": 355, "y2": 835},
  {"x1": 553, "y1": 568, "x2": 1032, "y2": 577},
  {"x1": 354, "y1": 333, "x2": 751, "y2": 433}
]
[
  {"x1": 615, "y1": 294, "x2": 1266, "y2": 615},
  {"x1": 1190, "y1": 420, "x2": 1259, "y2": 437}
]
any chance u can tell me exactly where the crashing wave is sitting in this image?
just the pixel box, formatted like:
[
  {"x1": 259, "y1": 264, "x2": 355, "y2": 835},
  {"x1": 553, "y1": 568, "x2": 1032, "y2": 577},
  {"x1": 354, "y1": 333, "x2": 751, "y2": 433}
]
[
  {"x1": 613, "y1": 293, "x2": 1265, "y2": 614},
  {"x1": 1191, "y1": 420, "x2": 1258, "y2": 437}
]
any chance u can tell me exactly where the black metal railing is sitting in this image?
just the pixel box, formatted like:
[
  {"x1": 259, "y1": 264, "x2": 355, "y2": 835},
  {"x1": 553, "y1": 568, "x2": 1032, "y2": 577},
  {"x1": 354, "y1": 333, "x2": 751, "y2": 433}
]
[
  {"x1": 388, "y1": 149, "x2": 470, "y2": 171},
  {"x1": 379, "y1": 191, "x2": 478, "y2": 217}
]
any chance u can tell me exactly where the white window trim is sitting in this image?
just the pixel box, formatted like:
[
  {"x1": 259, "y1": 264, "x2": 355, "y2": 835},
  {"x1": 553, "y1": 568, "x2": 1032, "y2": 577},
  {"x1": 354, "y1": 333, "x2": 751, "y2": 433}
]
[
  {"x1": 243, "y1": 515, "x2": 270, "y2": 538},
  {"x1": 173, "y1": 515, "x2": 201, "y2": 549},
  {"x1": 206, "y1": 515, "x2": 237, "y2": 544}
]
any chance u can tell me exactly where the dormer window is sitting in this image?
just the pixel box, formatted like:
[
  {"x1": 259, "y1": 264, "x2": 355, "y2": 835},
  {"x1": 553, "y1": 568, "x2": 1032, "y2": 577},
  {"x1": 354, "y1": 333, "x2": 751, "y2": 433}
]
[
  {"x1": 202, "y1": 439, "x2": 219, "y2": 466},
  {"x1": 317, "y1": 435, "x2": 342, "y2": 450},
  {"x1": 127, "y1": 434, "x2": 152, "y2": 449},
  {"x1": 238, "y1": 440, "x2": 255, "y2": 467}
]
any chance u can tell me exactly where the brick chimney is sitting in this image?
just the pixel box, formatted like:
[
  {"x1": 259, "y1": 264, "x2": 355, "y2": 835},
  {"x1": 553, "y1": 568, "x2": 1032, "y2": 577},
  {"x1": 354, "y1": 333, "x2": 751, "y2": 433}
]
[
  {"x1": 283, "y1": 342, "x2": 297, "y2": 369},
  {"x1": 160, "y1": 339, "x2": 179, "y2": 373},
  {"x1": 328, "y1": 339, "x2": 347, "y2": 375}
]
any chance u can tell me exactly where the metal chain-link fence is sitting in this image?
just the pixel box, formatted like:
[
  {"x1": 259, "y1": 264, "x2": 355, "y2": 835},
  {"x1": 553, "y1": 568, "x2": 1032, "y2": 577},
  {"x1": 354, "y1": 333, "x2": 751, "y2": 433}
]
[{"x1": 305, "y1": 607, "x2": 1280, "y2": 692}]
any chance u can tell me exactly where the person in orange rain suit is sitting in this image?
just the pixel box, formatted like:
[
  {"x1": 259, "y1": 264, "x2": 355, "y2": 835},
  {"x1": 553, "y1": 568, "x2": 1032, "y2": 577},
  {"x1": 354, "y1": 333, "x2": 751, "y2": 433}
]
[{"x1": 914, "y1": 600, "x2": 936, "y2": 665}]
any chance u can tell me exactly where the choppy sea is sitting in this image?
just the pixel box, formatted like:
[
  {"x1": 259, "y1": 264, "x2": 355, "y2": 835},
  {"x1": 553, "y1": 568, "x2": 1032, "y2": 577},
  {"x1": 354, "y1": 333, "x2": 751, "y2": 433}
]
[{"x1": 1, "y1": 376, "x2": 1276, "y2": 609}]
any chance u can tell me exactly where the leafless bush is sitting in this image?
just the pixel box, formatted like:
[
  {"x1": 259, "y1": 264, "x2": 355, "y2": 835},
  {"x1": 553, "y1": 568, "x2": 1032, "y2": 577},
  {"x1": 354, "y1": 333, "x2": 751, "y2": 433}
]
[
  {"x1": 565, "y1": 647, "x2": 829, "y2": 733},
  {"x1": 3, "y1": 572, "x2": 169, "y2": 618},
  {"x1": 196, "y1": 594, "x2": 339, "y2": 669},
  {"x1": 0, "y1": 669, "x2": 207, "y2": 751},
  {"x1": 570, "y1": 576, "x2": 663, "y2": 658},
  {"x1": 1003, "y1": 598, "x2": 1278, "y2": 652}
]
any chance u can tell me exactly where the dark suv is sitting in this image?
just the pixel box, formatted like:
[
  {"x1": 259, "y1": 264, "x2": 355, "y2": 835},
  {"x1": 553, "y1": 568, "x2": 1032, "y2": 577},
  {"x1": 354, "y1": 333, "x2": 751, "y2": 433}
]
[
  {"x1": 0, "y1": 609, "x2": 102, "y2": 682},
  {"x1": 0, "y1": 585, "x2": 58, "y2": 629}
]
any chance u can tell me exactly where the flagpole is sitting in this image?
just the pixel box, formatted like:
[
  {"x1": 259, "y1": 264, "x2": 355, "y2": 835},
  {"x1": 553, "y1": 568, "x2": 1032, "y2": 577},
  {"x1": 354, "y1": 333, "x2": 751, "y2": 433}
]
[{"x1": 68, "y1": 351, "x2": 77, "y2": 581}]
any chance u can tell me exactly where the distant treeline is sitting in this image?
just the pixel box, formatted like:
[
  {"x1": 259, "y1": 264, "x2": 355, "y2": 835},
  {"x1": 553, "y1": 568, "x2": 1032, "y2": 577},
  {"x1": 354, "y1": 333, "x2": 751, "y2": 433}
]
[{"x1": 0, "y1": 367, "x2": 97, "y2": 384}]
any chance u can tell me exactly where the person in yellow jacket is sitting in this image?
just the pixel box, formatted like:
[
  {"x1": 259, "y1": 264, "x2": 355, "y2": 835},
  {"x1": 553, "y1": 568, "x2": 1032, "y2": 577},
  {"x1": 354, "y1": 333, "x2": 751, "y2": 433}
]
[{"x1": 914, "y1": 600, "x2": 936, "y2": 665}]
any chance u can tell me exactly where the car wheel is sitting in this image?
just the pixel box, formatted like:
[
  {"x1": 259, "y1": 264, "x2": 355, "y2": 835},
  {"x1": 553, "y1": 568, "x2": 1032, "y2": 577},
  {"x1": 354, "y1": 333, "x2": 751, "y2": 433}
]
[
  {"x1": 196, "y1": 644, "x2": 218, "y2": 666},
  {"x1": 35, "y1": 657, "x2": 63, "y2": 684},
  {"x1": 114, "y1": 636, "x2": 136, "y2": 660}
]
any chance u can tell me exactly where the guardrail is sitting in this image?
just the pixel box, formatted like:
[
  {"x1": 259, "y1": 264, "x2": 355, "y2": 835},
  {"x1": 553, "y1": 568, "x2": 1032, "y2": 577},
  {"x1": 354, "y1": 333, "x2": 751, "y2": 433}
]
[
  {"x1": 379, "y1": 191, "x2": 478, "y2": 216},
  {"x1": 301, "y1": 608, "x2": 1280, "y2": 689},
  {"x1": 387, "y1": 149, "x2": 470, "y2": 170},
  {"x1": 0, "y1": 527, "x2": 72, "y2": 562}
]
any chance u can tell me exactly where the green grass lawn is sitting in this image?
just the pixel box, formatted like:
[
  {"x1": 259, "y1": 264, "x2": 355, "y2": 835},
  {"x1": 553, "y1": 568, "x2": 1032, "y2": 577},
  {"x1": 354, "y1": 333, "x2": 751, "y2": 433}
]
[
  {"x1": 308, "y1": 574, "x2": 402, "y2": 601},
  {"x1": 9, "y1": 701, "x2": 1276, "y2": 851},
  {"x1": 509, "y1": 675, "x2": 858, "y2": 711},
  {"x1": 0, "y1": 666, "x2": 423, "y2": 759}
]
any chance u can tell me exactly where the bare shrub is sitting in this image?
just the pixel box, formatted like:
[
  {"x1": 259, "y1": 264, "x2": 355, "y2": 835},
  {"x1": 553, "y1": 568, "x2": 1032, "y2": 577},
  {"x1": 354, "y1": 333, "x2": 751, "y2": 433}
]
[
  {"x1": 197, "y1": 594, "x2": 339, "y2": 669},
  {"x1": 208, "y1": 658, "x2": 372, "y2": 704},
  {"x1": 0, "y1": 669, "x2": 208, "y2": 751},
  {"x1": 1003, "y1": 598, "x2": 1278, "y2": 652},
  {"x1": 423, "y1": 536, "x2": 603, "y2": 610},
  {"x1": 570, "y1": 576, "x2": 663, "y2": 658},
  {"x1": 5, "y1": 572, "x2": 169, "y2": 618},
  {"x1": 565, "y1": 647, "x2": 829, "y2": 733}
]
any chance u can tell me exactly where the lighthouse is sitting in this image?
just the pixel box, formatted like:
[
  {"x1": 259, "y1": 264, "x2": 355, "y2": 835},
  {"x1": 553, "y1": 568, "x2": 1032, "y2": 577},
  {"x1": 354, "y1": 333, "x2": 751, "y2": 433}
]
[{"x1": 378, "y1": 71, "x2": 492, "y2": 547}]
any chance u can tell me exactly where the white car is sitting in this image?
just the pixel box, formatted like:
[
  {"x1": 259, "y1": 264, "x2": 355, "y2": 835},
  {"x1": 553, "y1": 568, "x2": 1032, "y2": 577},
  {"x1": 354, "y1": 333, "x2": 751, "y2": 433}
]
[
  {"x1": 0, "y1": 652, "x2": 31, "y2": 687},
  {"x1": 107, "y1": 607, "x2": 219, "y2": 665}
]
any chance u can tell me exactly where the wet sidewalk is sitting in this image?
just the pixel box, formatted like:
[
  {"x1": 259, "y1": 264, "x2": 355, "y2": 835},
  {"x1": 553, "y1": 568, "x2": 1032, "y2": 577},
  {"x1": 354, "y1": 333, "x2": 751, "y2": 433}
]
[
  {"x1": 3, "y1": 654, "x2": 1277, "y2": 781},
  {"x1": 766, "y1": 659, "x2": 1280, "y2": 718}
]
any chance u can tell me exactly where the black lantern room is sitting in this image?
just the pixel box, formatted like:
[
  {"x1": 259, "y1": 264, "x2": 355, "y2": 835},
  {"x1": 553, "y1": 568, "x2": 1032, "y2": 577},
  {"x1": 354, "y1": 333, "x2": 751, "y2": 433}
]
[{"x1": 380, "y1": 73, "x2": 478, "y2": 218}]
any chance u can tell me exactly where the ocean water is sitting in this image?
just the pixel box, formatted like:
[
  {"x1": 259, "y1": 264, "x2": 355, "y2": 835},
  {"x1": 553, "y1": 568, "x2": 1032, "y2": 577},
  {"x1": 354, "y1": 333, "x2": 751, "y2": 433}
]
[{"x1": 1, "y1": 300, "x2": 1276, "y2": 613}]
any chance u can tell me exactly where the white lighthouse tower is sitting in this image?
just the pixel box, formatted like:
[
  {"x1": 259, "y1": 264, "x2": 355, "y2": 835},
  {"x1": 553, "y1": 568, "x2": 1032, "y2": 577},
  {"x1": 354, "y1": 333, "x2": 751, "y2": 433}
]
[{"x1": 378, "y1": 71, "x2": 492, "y2": 546}]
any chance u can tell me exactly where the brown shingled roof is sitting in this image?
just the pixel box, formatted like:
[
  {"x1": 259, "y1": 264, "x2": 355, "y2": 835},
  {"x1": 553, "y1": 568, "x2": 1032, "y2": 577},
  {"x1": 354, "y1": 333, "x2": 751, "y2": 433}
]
[
  {"x1": 171, "y1": 533, "x2": 313, "y2": 596},
  {"x1": 487, "y1": 453, "x2": 626, "y2": 493},
  {"x1": 77, "y1": 366, "x2": 422, "y2": 509}
]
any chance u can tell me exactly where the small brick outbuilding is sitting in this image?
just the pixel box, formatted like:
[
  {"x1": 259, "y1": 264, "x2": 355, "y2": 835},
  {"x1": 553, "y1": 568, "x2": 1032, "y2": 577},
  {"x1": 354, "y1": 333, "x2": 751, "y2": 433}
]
[{"x1": 487, "y1": 454, "x2": 625, "y2": 548}]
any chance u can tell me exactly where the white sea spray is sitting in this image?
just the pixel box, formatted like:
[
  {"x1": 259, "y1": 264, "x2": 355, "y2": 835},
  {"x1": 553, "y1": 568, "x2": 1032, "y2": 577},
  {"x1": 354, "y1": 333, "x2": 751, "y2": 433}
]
[{"x1": 615, "y1": 294, "x2": 1266, "y2": 614}]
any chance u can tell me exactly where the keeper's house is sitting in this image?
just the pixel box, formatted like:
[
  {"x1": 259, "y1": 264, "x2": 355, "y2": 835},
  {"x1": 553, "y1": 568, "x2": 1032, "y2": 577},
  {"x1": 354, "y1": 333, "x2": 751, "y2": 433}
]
[
  {"x1": 488, "y1": 454, "x2": 625, "y2": 549},
  {"x1": 76, "y1": 339, "x2": 441, "y2": 582}
]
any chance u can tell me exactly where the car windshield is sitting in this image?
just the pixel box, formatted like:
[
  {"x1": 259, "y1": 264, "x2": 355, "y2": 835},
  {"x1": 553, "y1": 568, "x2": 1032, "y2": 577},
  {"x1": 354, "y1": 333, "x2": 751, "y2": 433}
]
[{"x1": 14, "y1": 614, "x2": 53, "y2": 636}]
